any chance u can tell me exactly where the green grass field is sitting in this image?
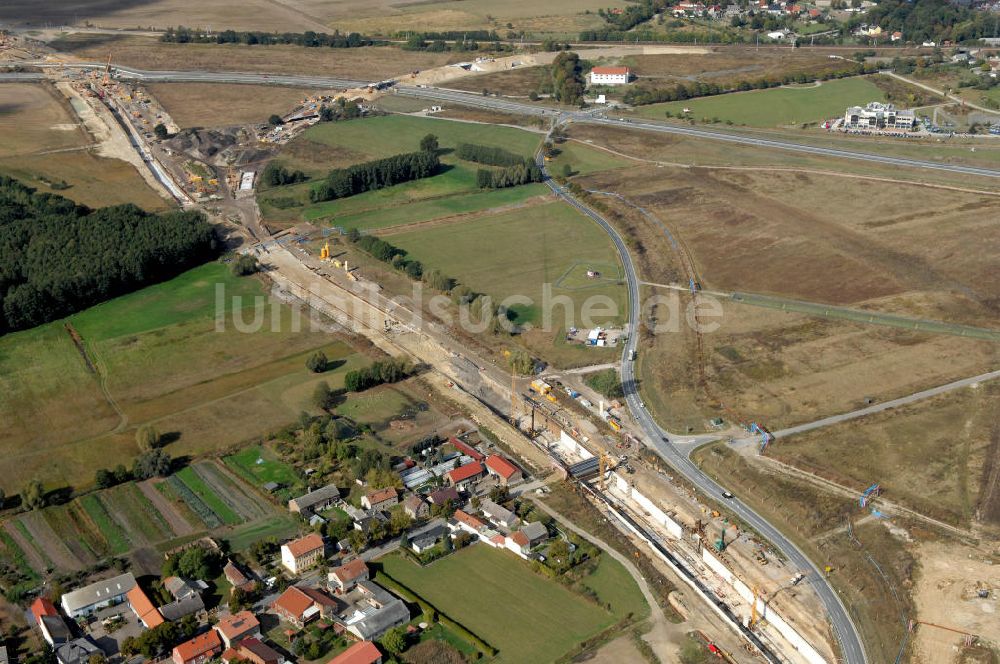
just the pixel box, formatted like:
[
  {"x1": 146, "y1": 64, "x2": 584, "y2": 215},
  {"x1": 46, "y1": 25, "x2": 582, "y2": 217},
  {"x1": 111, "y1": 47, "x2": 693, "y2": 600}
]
[
  {"x1": 225, "y1": 516, "x2": 300, "y2": 551},
  {"x1": 0, "y1": 261, "x2": 360, "y2": 493},
  {"x1": 260, "y1": 115, "x2": 546, "y2": 228},
  {"x1": 548, "y1": 140, "x2": 632, "y2": 176},
  {"x1": 380, "y1": 545, "x2": 616, "y2": 663},
  {"x1": 175, "y1": 467, "x2": 242, "y2": 526},
  {"x1": 225, "y1": 445, "x2": 300, "y2": 489},
  {"x1": 582, "y1": 556, "x2": 650, "y2": 620},
  {"x1": 635, "y1": 77, "x2": 887, "y2": 127},
  {"x1": 79, "y1": 495, "x2": 131, "y2": 556},
  {"x1": 388, "y1": 201, "x2": 627, "y2": 328},
  {"x1": 310, "y1": 181, "x2": 548, "y2": 231}
]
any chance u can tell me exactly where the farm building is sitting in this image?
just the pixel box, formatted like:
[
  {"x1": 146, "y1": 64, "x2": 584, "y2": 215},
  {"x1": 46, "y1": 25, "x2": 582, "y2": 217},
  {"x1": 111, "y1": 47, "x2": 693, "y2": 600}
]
[
  {"x1": 126, "y1": 585, "x2": 165, "y2": 629},
  {"x1": 30, "y1": 598, "x2": 70, "y2": 647},
  {"x1": 61, "y1": 572, "x2": 137, "y2": 618},
  {"x1": 288, "y1": 483, "x2": 341, "y2": 514},
  {"x1": 589, "y1": 66, "x2": 632, "y2": 86},
  {"x1": 446, "y1": 461, "x2": 485, "y2": 488},
  {"x1": 427, "y1": 486, "x2": 460, "y2": 505},
  {"x1": 335, "y1": 580, "x2": 409, "y2": 640},
  {"x1": 485, "y1": 454, "x2": 522, "y2": 486},
  {"x1": 449, "y1": 436, "x2": 485, "y2": 461}
]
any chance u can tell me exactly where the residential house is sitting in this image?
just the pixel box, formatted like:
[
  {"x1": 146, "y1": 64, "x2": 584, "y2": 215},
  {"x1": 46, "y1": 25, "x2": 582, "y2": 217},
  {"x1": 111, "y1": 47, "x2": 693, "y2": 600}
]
[
  {"x1": 329, "y1": 558, "x2": 369, "y2": 594},
  {"x1": 504, "y1": 530, "x2": 532, "y2": 558},
  {"x1": 361, "y1": 487, "x2": 398, "y2": 511},
  {"x1": 335, "y1": 580, "x2": 409, "y2": 641},
  {"x1": 126, "y1": 585, "x2": 165, "y2": 629},
  {"x1": 402, "y1": 494, "x2": 428, "y2": 520},
  {"x1": 159, "y1": 594, "x2": 206, "y2": 622},
  {"x1": 450, "y1": 509, "x2": 487, "y2": 537},
  {"x1": 223, "y1": 559, "x2": 257, "y2": 593},
  {"x1": 484, "y1": 455, "x2": 522, "y2": 486},
  {"x1": 55, "y1": 637, "x2": 102, "y2": 664},
  {"x1": 891, "y1": 30, "x2": 903, "y2": 41},
  {"x1": 31, "y1": 598, "x2": 70, "y2": 647},
  {"x1": 445, "y1": 461, "x2": 484, "y2": 489},
  {"x1": 589, "y1": 66, "x2": 632, "y2": 86},
  {"x1": 61, "y1": 572, "x2": 137, "y2": 618},
  {"x1": 271, "y1": 586, "x2": 321, "y2": 628},
  {"x1": 280, "y1": 532, "x2": 325, "y2": 574},
  {"x1": 225, "y1": 638, "x2": 285, "y2": 664},
  {"x1": 328, "y1": 640, "x2": 382, "y2": 664},
  {"x1": 480, "y1": 498, "x2": 519, "y2": 529},
  {"x1": 427, "y1": 486, "x2": 459, "y2": 506},
  {"x1": 520, "y1": 521, "x2": 550, "y2": 547},
  {"x1": 172, "y1": 630, "x2": 223, "y2": 664},
  {"x1": 288, "y1": 484, "x2": 341, "y2": 515},
  {"x1": 163, "y1": 576, "x2": 205, "y2": 601},
  {"x1": 215, "y1": 610, "x2": 260, "y2": 648},
  {"x1": 410, "y1": 524, "x2": 448, "y2": 553}
]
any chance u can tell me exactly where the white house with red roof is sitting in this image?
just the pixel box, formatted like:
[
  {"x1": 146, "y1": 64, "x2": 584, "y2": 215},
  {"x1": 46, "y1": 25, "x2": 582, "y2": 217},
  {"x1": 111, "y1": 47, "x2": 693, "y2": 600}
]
[
  {"x1": 280, "y1": 533, "x2": 325, "y2": 574},
  {"x1": 589, "y1": 66, "x2": 632, "y2": 86},
  {"x1": 445, "y1": 461, "x2": 484, "y2": 488},
  {"x1": 484, "y1": 454, "x2": 522, "y2": 486}
]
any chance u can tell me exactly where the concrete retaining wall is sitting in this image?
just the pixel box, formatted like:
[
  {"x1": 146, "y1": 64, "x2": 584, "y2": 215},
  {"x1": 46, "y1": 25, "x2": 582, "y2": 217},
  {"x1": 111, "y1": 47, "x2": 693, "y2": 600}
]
[{"x1": 613, "y1": 473, "x2": 684, "y2": 539}]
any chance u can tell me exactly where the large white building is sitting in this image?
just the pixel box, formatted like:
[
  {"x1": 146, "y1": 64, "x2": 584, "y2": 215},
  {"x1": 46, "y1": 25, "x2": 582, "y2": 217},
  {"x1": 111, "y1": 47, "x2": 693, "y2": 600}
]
[
  {"x1": 589, "y1": 66, "x2": 632, "y2": 86},
  {"x1": 843, "y1": 102, "x2": 915, "y2": 131}
]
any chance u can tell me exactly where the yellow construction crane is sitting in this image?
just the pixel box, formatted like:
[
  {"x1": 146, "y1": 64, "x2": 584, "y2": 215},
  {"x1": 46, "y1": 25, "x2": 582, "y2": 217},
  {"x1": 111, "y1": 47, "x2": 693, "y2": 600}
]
[
  {"x1": 598, "y1": 451, "x2": 615, "y2": 491},
  {"x1": 320, "y1": 242, "x2": 330, "y2": 260},
  {"x1": 749, "y1": 585, "x2": 760, "y2": 630}
]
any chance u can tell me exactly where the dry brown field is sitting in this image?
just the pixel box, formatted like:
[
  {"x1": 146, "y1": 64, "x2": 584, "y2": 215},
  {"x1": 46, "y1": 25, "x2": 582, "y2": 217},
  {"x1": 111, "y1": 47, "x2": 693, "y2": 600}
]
[
  {"x1": 51, "y1": 34, "x2": 464, "y2": 80},
  {"x1": 0, "y1": 82, "x2": 169, "y2": 209},
  {"x1": 147, "y1": 83, "x2": 316, "y2": 127}
]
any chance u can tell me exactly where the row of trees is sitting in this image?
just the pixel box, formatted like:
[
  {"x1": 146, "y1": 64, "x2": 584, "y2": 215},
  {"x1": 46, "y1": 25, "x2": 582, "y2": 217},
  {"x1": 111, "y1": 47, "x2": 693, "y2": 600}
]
[
  {"x1": 309, "y1": 151, "x2": 440, "y2": 203},
  {"x1": 550, "y1": 52, "x2": 587, "y2": 106},
  {"x1": 623, "y1": 62, "x2": 873, "y2": 106},
  {"x1": 402, "y1": 36, "x2": 490, "y2": 52},
  {"x1": 344, "y1": 358, "x2": 412, "y2": 392},
  {"x1": 262, "y1": 163, "x2": 307, "y2": 186},
  {"x1": 475, "y1": 163, "x2": 543, "y2": 189},
  {"x1": 160, "y1": 26, "x2": 380, "y2": 47},
  {"x1": 0, "y1": 177, "x2": 216, "y2": 334},
  {"x1": 455, "y1": 143, "x2": 526, "y2": 167},
  {"x1": 392, "y1": 30, "x2": 500, "y2": 41},
  {"x1": 598, "y1": 0, "x2": 670, "y2": 32}
]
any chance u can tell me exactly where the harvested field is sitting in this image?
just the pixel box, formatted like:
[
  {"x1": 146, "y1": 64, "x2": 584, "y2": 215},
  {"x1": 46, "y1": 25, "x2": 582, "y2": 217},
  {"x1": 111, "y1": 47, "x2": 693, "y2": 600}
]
[
  {"x1": 139, "y1": 479, "x2": 196, "y2": 536},
  {"x1": 623, "y1": 49, "x2": 866, "y2": 88},
  {"x1": 147, "y1": 83, "x2": 316, "y2": 128},
  {"x1": 449, "y1": 66, "x2": 550, "y2": 97},
  {"x1": 564, "y1": 123, "x2": 1000, "y2": 190},
  {"x1": 0, "y1": 83, "x2": 168, "y2": 210},
  {"x1": 772, "y1": 382, "x2": 1000, "y2": 527},
  {"x1": 17, "y1": 512, "x2": 83, "y2": 571},
  {"x1": 102, "y1": 483, "x2": 177, "y2": 544},
  {"x1": 579, "y1": 165, "x2": 1000, "y2": 318},
  {"x1": 51, "y1": 34, "x2": 463, "y2": 80},
  {"x1": 191, "y1": 461, "x2": 270, "y2": 522}
]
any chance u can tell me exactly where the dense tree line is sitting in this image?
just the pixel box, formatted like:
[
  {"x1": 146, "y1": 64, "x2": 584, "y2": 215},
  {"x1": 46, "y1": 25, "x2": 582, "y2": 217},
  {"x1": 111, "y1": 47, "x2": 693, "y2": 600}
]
[
  {"x1": 598, "y1": 0, "x2": 671, "y2": 31},
  {"x1": 579, "y1": 28, "x2": 749, "y2": 43},
  {"x1": 344, "y1": 358, "x2": 411, "y2": 391},
  {"x1": 862, "y1": 0, "x2": 997, "y2": 43},
  {"x1": 0, "y1": 177, "x2": 216, "y2": 334},
  {"x1": 623, "y1": 63, "x2": 873, "y2": 106},
  {"x1": 550, "y1": 52, "x2": 587, "y2": 105},
  {"x1": 455, "y1": 143, "x2": 526, "y2": 167},
  {"x1": 310, "y1": 151, "x2": 439, "y2": 203},
  {"x1": 394, "y1": 30, "x2": 500, "y2": 41},
  {"x1": 161, "y1": 26, "x2": 381, "y2": 47},
  {"x1": 319, "y1": 98, "x2": 363, "y2": 122},
  {"x1": 402, "y1": 36, "x2": 490, "y2": 52},
  {"x1": 475, "y1": 163, "x2": 543, "y2": 189},
  {"x1": 262, "y1": 163, "x2": 307, "y2": 186}
]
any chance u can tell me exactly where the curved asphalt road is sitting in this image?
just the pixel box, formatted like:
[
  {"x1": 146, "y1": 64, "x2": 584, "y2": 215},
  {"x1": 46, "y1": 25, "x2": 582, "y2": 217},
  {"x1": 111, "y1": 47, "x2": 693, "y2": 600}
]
[{"x1": 537, "y1": 155, "x2": 867, "y2": 664}]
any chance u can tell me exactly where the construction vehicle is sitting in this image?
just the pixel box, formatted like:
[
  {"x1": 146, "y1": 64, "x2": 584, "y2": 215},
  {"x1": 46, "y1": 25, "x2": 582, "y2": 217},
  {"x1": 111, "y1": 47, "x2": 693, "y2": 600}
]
[
  {"x1": 824, "y1": 565, "x2": 834, "y2": 574},
  {"x1": 545, "y1": 393, "x2": 557, "y2": 403},
  {"x1": 320, "y1": 242, "x2": 330, "y2": 260},
  {"x1": 714, "y1": 526, "x2": 728, "y2": 552},
  {"x1": 608, "y1": 417, "x2": 622, "y2": 432},
  {"x1": 790, "y1": 572, "x2": 805, "y2": 586},
  {"x1": 530, "y1": 379, "x2": 551, "y2": 395}
]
